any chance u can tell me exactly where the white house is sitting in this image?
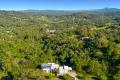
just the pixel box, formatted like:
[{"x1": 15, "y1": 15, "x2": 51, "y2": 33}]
[
  {"x1": 59, "y1": 66, "x2": 72, "y2": 75},
  {"x1": 81, "y1": 37, "x2": 90, "y2": 40},
  {"x1": 48, "y1": 63, "x2": 59, "y2": 70},
  {"x1": 41, "y1": 63, "x2": 72, "y2": 75},
  {"x1": 41, "y1": 63, "x2": 59, "y2": 73},
  {"x1": 41, "y1": 64, "x2": 51, "y2": 73},
  {"x1": 46, "y1": 29, "x2": 56, "y2": 33}
]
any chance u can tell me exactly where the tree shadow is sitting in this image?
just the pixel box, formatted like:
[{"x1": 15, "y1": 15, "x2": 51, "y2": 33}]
[{"x1": 1, "y1": 72, "x2": 14, "y2": 80}]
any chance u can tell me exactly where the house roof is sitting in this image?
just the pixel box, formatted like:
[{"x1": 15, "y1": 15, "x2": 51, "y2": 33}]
[{"x1": 41, "y1": 64, "x2": 51, "y2": 68}]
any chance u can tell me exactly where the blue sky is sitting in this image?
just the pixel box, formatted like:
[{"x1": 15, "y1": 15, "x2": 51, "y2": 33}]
[{"x1": 0, "y1": 0, "x2": 119, "y2": 10}]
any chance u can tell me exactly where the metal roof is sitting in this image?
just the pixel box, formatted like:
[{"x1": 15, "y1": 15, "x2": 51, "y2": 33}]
[{"x1": 41, "y1": 64, "x2": 51, "y2": 68}]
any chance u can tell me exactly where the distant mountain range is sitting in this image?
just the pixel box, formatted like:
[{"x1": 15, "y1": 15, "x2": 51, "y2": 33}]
[
  {"x1": 20, "y1": 8, "x2": 120, "y2": 16},
  {"x1": 20, "y1": 10, "x2": 79, "y2": 16},
  {"x1": 94, "y1": 8, "x2": 120, "y2": 12},
  {"x1": 0, "y1": 8, "x2": 120, "y2": 16}
]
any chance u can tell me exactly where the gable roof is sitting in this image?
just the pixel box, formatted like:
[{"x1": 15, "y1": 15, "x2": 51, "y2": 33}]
[{"x1": 41, "y1": 64, "x2": 51, "y2": 68}]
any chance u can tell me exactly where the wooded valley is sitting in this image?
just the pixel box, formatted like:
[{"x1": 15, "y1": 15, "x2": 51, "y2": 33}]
[{"x1": 0, "y1": 8, "x2": 120, "y2": 80}]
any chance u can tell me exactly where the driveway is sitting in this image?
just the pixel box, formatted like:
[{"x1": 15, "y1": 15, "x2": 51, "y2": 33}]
[{"x1": 68, "y1": 71, "x2": 79, "y2": 80}]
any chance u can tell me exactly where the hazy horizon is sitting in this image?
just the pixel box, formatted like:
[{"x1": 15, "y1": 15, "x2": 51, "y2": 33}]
[{"x1": 0, "y1": 7, "x2": 119, "y2": 11}]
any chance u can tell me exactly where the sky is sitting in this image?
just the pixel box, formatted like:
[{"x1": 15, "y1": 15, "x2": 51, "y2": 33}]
[{"x1": 0, "y1": 0, "x2": 119, "y2": 10}]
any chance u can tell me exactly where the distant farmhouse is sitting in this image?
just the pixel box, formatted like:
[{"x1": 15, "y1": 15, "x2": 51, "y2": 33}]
[
  {"x1": 46, "y1": 29, "x2": 56, "y2": 34},
  {"x1": 81, "y1": 36, "x2": 90, "y2": 40},
  {"x1": 41, "y1": 63, "x2": 72, "y2": 75}
]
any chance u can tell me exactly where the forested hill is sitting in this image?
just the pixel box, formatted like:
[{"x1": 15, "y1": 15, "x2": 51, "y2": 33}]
[{"x1": 0, "y1": 8, "x2": 120, "y2": 80}]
